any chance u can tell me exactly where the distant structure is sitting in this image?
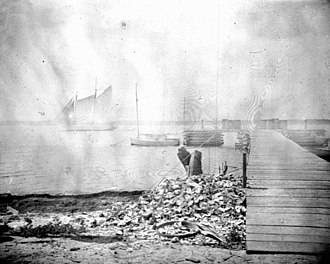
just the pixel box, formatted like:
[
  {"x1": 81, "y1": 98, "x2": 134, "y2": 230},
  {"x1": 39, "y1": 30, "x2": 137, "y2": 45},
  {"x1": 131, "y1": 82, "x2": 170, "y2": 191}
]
[
  {"x1": 220, "y1": 118, "x2": 330, "y2": 131},
  {"x1": 121, "y1": 20, "x2": 127, "y2": 30}
]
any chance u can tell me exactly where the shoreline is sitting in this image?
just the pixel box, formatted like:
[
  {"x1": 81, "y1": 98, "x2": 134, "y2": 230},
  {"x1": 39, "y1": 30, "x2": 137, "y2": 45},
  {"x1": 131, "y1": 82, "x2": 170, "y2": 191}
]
[
  {"x1": 1, "y1": 172, "x2": 246, "y2": 247},
  {"x1": 1, "y1": 190, "x2": 143, "y2": 214},
  {"x1": 1, "y1": 190, "x2": 145, "y2": 200}
]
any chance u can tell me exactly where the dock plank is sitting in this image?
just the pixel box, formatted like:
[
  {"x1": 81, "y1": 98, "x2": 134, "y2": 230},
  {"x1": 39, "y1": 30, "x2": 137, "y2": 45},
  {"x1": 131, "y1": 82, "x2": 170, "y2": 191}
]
[
  {"x1": 246, "y1": 130, "x2": 330, "y2": 254},
  {"x1": 247, "y1": 225, "x2": 330, "y2": 236},
  {"x1": 247, "y1": 234, "x2": 330, "y2": 244},
  {"x1": 248, "y1": 197, "x2": 330, "y2": 209},
  {"x1": 249, "y1": 173, "x2": 330, "y2": 181},
  {"x1": 248, "y1": 180, "x2": 330, "y2": 189},
  {"x1": 247, "y1": 189, "x2": 330, "y2": 198},
  {"x1": 247, "y1": 241, "x2": 330, "y2": 254},
  {"x1": 248, "y1": 166, "x2": 330, "y2": 171},
  {"x1": 248, "y1": 206, "x2": 330, "y2": 215},
  {"x1": 247, "y1": 213, "x2": 329, "y2": 227}
]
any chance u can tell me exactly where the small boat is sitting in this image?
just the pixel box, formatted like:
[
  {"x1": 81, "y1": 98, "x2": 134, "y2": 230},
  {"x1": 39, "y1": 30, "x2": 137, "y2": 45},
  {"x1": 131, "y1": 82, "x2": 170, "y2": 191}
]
[
  {"x1": 65, "y1": 123, "x2": 116, "y2": 131},
  {"x1": 131, "y1": 134, "x2": 180, "y2": 146},
  {"x1": 130, "y1": 83, "x2": 180, "y2": 146}
]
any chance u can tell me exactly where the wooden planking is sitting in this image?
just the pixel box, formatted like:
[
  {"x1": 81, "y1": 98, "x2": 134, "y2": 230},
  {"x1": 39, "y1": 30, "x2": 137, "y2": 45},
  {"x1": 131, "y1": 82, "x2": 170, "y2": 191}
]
[
  {"x1": 249, "y1": 170, "x2": 330, "y2": 175},
  {"x1": 249, "y1": 156, "x2": 329, "y2": 161},
  {"x1": 249, "y1": 170, "x2": 330, "y2": 174},
  {"x1": 248, "y1": 166, "x2": 330, "y2": 171},
  {"x1": 247, "y1": 225, "x2": 330, "y2": 237},
  {"x1": 249, "y1": 167, "x2": 330, "y2": 170},
  {"x1": 248, "y1": 206, "x2": 330, "y2": 215},
  {"x1": 249, "y1": 173, "x2": 330, "y2": 181},
  {"x1": 247, "y1": 241, "x2": 330, "y2": 254},
  {"x1": 248, "y1": 169, "x2": 330, "y2": 175},
  {"x1": 247, "y1": 213, "x2": 329, "y2": 228},
  {"x1": 247, "y1": 234, "x2": 330, "y2": 244},
  {"x1": 249, "y1": 167, "x2": 330, "y2": 171},
  {"x1": 247, "y1": 188, "x2": 330, "y2": 198},
  {"x1": 248, "y1": 161, "x2": 330, "y2": 166},
  {"x1": 248, "y1": 197, "x2": 330, "y2": 208},
  {"x1": 249, "y1": 175, "x2": 330, "y2": 181},
  {"x1": 248, "y1": 180, "x2": 330, "y2": 189},
  {"x1": 246, "y1": 130, "x2": 330, "y2": 254},
  {"x1": 250, "y1": 153, "x2": 323, "y2": 157}
]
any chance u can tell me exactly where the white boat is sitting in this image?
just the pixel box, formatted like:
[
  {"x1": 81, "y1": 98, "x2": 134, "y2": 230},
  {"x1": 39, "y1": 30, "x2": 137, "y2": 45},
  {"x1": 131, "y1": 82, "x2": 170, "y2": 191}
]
[
  {"x1": 130, "y1": 83, "x2": 180, "y2": 146},
  {"x1": 130, "y1": 135, "x2": 180, "y2": 146}
]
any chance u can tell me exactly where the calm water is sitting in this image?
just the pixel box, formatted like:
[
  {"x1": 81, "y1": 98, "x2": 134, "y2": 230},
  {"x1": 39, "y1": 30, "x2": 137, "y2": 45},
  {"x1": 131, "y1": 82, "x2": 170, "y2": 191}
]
[{"x1": 0, "y1": 124, "x2": 242, "y2": 195}]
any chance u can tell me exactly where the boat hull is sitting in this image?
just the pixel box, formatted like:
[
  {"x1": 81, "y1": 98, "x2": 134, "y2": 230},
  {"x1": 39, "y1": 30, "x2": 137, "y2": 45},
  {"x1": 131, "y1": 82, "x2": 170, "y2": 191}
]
[
  {"x1": 130, "y1": 137, "x2": 180, "y2": 146},
  {"x1": 65, "y1": 123, "x2": 117, "y2": 131}
]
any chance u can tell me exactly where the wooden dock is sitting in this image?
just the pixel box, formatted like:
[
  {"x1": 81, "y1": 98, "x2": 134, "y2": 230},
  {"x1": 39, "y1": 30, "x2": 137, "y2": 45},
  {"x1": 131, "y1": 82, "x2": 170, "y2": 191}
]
[{"x1": 246, "y1": 130, "x2": 330, "y2": 254}]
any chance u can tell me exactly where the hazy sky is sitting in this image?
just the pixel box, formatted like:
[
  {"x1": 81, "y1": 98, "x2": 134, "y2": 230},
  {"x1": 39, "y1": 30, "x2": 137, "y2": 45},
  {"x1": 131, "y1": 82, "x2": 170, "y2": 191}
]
[{"x1": 0, "y1": 0, "x2": 329, "y2": 121}]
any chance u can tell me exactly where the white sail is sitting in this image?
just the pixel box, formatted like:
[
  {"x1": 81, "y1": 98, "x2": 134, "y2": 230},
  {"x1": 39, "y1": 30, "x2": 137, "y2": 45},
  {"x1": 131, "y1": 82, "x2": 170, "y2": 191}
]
[
  {"x1": 61, "y1": 86, "x2": 113, "y2": 125},
  {"x1": 75, "y1": 94, "x2": 95, "y2": 124},
  {"x1": 94, "y1": 86, "x2": 113, "y2": 123}
]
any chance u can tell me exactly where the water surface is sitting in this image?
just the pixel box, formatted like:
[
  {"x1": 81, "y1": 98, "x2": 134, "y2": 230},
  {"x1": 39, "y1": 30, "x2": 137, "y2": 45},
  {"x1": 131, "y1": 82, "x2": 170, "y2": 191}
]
[{"x1": 0, "y1": 124, "x2": 242, "y2": 195}]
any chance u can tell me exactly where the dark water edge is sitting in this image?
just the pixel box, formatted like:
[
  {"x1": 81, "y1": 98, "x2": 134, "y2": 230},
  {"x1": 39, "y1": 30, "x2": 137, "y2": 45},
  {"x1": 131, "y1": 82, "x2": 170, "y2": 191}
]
[
  {"x1": 0, "y1": 190, "x2": 143, "y2": 214},
  {"x1": 303, "y1": 146, "x2": 330, "y2": 163},
  {"x1": 0, "y1": 190, "x2": 144, "y2": 201}
]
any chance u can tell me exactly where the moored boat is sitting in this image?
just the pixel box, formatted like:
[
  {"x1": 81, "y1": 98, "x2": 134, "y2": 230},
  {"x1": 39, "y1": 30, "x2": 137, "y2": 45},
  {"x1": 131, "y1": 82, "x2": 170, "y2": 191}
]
[
  {"x1": 65, "y1": 123, "x2": 116, "y2": 131},
  {"x1": 130, "y1": 83, "x2": 180, "y2": 146},
  {"x1": 130, "y1": 135, "x2": 180, "y2": 146}
]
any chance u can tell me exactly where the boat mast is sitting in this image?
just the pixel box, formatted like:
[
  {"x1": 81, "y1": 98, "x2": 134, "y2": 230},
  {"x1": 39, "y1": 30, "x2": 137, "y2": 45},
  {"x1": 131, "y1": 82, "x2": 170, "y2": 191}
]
[
  {"x1": 74, "y1": 92, "x2": 78, "y2": 124},
  {"x1": 92, "y1": 77, "x2": 97, "y2": 124},
  {"x1": 215, "y1": 3, "x2": 220, "y2": 129},
  {"x1": 135, "y1": 83, "x2": 140, "y2": 138},
  {"x1": 183, "y1": 97, "x2": 186, "y2": 129}
]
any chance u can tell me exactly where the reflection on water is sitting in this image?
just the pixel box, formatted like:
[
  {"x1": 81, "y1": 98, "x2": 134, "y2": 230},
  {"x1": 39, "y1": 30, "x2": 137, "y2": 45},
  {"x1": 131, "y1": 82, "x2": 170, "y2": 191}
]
[{"x1": 0, "y1": 124, "x2": 242, "y2": 195}]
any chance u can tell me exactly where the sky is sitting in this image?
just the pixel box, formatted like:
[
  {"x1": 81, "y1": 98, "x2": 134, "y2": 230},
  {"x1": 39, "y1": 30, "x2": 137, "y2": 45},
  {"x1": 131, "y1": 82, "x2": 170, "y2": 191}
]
[{"x1": 0, "y1": 0, "x2": 329, "y2": 121}]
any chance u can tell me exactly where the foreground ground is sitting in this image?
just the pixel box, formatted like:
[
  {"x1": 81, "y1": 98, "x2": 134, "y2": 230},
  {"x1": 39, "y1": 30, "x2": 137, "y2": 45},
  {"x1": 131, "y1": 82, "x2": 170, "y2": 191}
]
[
  {"x1": 1, "y1": 176, "x2": 329, "y2": 264},
  {"x1": 1, "y1": 236, "x2": 328, "y2": 264},
  {"x1": 1, "y1": 192, "x2": 328, "y2": 264}
]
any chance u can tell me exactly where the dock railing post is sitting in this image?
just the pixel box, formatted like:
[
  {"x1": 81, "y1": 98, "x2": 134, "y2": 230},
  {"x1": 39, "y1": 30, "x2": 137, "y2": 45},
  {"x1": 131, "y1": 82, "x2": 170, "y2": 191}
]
[{"x1": 243, "y1": 151, "x2": 247, "y2": 188}]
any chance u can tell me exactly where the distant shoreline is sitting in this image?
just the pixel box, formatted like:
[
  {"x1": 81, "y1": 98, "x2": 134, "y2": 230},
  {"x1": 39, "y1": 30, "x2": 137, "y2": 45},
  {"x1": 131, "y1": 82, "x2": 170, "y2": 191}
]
[{"x1": 1, "y1": 119, "x2": 330, "y2": 126}]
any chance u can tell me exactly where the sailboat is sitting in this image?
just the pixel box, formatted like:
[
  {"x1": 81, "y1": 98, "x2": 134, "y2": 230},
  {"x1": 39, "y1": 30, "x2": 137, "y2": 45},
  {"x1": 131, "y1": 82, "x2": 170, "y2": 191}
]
[
  {"x1": 60, "y1": 83, "x2": 117, "y2": 131},
  {"x1": 130, "y1": 83, "x2": 180, "y2": 146}
]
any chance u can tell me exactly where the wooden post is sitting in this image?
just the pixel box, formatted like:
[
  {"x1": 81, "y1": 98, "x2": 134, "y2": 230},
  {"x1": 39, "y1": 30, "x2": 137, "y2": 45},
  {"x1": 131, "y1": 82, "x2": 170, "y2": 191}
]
[
  {"x1": 243, "y1": 152, "x2": 247, "y2": 188},
  {"x1": 177, "y1": 147, "x2": 191, "y2": 174},
  {"x1": 177, "y1": 147, "x2": 202, "y2": 176},
  {"x1": 189, "y1": 150, "x2": 202, "y2": 176}
]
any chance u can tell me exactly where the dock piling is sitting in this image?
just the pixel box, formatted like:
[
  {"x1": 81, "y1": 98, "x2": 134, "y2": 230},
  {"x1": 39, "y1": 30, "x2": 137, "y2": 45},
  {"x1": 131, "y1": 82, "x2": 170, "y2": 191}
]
[{"x1": 243, "y1": 152, "x2": 247, "y2": 188}]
